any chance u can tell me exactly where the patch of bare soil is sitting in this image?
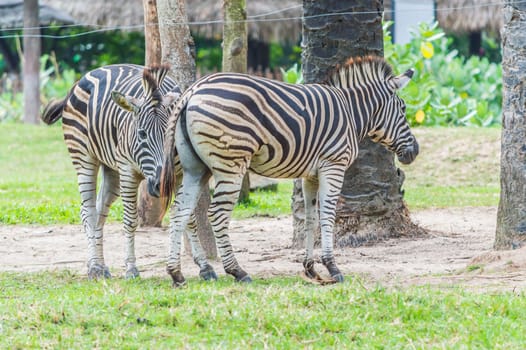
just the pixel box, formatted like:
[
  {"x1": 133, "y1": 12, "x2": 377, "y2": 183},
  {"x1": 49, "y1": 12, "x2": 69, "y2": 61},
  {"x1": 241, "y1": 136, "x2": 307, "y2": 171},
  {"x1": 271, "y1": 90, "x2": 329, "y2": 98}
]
[{"x1": 1, "y1": 207, "x2": 525, "y2": 291}]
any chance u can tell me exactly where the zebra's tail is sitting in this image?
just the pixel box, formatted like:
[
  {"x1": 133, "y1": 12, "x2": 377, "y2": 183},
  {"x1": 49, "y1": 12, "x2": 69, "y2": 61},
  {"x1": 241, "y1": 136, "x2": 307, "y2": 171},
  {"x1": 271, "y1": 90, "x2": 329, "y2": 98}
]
[
  {"x1": 159, "y1": 87, "x2": 193, "y2": 212},
  {"x1": 41, "y1": 97, "x2": 66, "y2": 125}
]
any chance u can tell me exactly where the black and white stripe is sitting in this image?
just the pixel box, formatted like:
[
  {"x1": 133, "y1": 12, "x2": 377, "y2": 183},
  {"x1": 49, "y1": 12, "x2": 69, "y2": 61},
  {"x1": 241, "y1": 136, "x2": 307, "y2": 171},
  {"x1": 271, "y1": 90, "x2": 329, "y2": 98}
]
[
  {"x1": 160, "y1": 56, "x2": 419, "y2": 285},
  {"x1": 42, "y1": 64, "x2": 183, "y2": 279}
]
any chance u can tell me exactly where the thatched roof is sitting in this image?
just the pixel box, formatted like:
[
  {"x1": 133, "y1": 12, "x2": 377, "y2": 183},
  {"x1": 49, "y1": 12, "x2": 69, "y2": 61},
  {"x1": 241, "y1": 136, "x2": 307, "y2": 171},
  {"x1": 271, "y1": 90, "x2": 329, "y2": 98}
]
[
  {"x1": 381, "y1": 0, "x2": 502, "y2": 35},
  {"x1": 37, "y1": 0, "x2": 503, "y2": 43},
  {"x1": 187, "y1": 0, "x2": 301, "y2": 43},
  {"x1": 436, "y1": 0, "x2": 502, "y2": 34},
  {"x1": 0, "y1": 0, "x2": 75, "y2": 29},
  {"x1": 42, "y1": 0, "x2": 302, "y2": 43},
  {"x1": 41, "y1": 0, "x2": 143, "y2": 29}
]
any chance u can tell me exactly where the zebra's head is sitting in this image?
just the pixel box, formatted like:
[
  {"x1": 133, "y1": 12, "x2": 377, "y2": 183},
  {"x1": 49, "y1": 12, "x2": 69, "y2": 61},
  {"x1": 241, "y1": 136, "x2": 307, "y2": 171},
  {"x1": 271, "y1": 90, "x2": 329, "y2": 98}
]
[
  {"x1": 367, "y1": 68, "x2": 419, "y2": 165},
  {"x1": 111, "y1": 66, "x2": 180, "y2": 197}
]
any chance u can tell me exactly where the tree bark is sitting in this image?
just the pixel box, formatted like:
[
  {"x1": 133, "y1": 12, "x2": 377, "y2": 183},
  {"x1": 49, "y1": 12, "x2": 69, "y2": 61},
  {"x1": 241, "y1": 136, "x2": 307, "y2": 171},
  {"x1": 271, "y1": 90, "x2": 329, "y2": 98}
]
[
  {"x1": 495, "y1": 1, "x2": 526, "y2": 250},
  {"x1": 158, "y1": 0, "x2": 196, "y2": 91},
  {"x1": 157, "y1": 0, "x2": 217, "y2": 259},
  {"x1": 222, "y1": 0, "x2": 247, "y2": 72},
  {"x1": 138, "y1": 0, "x2": 164, "y2": 228},
  {"x1": 143, "y1": 0, "x2": 162, "y2": 66},
  {"x1": 23, "y1": 0, "x2": 40, "y2": 125},
  {"x1": 222, "y1": 0, "x2": 250, "y2": 203},
  {"x1": 292, "y1": 0, "x2": 424, "y2": 248}
]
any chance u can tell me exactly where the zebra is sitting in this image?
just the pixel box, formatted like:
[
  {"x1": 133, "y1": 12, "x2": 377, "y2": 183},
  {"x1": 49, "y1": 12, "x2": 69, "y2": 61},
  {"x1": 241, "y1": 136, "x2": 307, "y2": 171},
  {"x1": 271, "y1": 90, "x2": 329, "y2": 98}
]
[
  {"x1": 159, "y1": 56, "x2": 419, "y2": 286},
  {"x1": 41, "y1": 64, "x2": 216, "y2": 280}
]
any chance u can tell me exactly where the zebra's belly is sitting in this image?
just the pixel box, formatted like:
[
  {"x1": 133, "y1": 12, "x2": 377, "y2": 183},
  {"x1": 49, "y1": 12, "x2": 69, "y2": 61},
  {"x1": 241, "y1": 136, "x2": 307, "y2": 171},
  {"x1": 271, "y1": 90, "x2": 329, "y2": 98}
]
[{"x1": 249, "y1": 153, "x2": 319, "y2": 179}]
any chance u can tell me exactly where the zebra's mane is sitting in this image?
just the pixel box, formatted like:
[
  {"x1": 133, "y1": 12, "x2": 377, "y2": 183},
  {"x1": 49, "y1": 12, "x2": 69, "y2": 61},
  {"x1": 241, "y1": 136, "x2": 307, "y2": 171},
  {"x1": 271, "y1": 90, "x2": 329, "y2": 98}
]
[
  {"x1": 325, "y1": 56, "x2": 394, "y2": 89},
  {"x1": 142, "y1": 64, "x2": 171, "y2": 104}
]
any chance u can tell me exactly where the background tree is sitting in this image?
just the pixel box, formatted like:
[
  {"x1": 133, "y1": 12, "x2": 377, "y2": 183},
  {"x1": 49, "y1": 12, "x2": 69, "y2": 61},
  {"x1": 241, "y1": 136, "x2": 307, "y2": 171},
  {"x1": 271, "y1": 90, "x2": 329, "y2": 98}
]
[
  {"x1": 157, "y1": 0, "x2": 217, "y2": 258},
  {"x1": 222, "y1": 0, "x2": 250, "y2": 202},
  {"x1": 495, "y1": 1, "x2": 526, "y2": 249},
  {"x1": 23, "y1": 0, "x2": 40, "y2": 125},
  {"x1": 138, "y1": 0, "x2": 164, "y2": 227},
  {"x1": 143, "y1": 0, "x2": 162, "y2": 66},
  {"x1": 292, "y1": 0, "x2": 424, "y2": 248}
]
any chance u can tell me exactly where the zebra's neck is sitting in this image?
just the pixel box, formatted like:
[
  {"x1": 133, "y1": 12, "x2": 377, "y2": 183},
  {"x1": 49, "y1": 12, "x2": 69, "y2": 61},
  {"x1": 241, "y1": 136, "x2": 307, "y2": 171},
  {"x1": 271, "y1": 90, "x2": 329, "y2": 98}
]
[
  {"x1": 341, "y1": 83, "x2": 383, "y2": 142},
  {"x1": 115, "y1": 115, "x2": 136, "y2": 162}
]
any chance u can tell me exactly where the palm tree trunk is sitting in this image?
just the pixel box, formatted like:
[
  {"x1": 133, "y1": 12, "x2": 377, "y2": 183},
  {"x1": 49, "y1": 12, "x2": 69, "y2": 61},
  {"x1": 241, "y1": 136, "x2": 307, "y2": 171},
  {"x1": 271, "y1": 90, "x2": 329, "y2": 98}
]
[
  {"x1": 157, "y1": 0, "x2": 217, "y2": 259},
  {"x1": 495, "y1": 1, "x2": 526, "y2": 250},
  {"x1": 138, "y1": 0, "x2": 164, "y2": 227},
  {"x1": 222, "y1": 0, "x2": 250, "y2": 203},
  {"x1": 292, "y1": 0, "x2": 424, "y2": 248},
  {"x1": 23, "y1": 0, "x2": 40, "y2": 125}
]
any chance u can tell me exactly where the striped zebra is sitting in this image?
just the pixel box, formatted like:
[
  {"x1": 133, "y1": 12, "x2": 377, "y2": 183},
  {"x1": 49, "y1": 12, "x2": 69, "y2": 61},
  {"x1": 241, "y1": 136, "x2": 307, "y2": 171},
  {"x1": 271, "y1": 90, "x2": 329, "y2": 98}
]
[
  {"x1": 41, "y1": 64, "x2": 216, "y2": 279},
  {"x1": 160, "y1": 56, "x2": 419, "y2": 285}
]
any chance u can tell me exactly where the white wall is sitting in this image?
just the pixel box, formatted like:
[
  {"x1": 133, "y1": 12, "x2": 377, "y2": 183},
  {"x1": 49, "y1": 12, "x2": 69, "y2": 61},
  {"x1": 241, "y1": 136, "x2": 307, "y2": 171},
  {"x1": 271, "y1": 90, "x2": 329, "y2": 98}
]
[{"x1": 393, "y1": 0, "x2": 435, "y2": 44}]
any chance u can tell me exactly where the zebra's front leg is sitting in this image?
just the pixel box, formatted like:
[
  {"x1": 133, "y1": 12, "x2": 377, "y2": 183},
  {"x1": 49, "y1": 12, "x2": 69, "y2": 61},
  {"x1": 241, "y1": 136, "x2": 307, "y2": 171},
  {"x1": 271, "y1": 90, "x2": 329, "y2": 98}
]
[
  {"x1": 209, "y1": 174, "x2": 251, "y2": 283},
  {"x1": 78, "y1": 165, "x2": 110, "y2": 279},
  {"x1": 185, "y1": 212, "x2": 218, "y2": 281},
  {"x1": 318, "y1": 166, "x2": 345, "y2": 283},
  {"x1": 92, "y1": 165, "x2": 121, "y2": 279},
  {"x1": 301, "y1": 177, "x2": 323, "y2": 281},
  {"x1": 119, "y1": 172, "x2": 141, "y2": 279}
]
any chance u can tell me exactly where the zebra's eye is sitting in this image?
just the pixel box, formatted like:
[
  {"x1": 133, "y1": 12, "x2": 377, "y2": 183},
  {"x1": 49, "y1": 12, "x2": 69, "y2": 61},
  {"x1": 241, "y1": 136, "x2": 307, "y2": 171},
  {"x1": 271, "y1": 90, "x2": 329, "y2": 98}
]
[{"x1": 138, "y1": 129, "x2": 147, "y2": 141}]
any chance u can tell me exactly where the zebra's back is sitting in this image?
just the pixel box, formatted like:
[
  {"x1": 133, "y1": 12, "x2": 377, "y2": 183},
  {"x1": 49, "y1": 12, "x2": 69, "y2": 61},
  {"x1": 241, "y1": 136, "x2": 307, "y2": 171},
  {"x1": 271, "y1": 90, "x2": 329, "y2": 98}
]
[{"x1": 184, "y1": 72, "x2": 356, "y2": 179}]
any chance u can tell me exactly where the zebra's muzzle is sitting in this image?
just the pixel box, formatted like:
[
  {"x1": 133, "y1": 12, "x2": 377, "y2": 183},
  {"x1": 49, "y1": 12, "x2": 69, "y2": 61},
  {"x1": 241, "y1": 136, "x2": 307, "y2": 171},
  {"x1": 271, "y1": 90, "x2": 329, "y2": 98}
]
[
  {"x1": 147, "y1": 166, "x2": 163, "y2": 198},
  {"x1": 397, "y1": 140, "x2": 419, "y2": 165}
]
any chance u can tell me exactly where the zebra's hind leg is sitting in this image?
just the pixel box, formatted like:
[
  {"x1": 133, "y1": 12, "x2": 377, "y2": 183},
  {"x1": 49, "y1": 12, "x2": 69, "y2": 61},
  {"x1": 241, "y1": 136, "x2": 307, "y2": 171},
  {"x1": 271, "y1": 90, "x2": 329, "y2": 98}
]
[
  {"x1": 119, "y1": 168, "x2": 142, "y2": 279},
  {"x1": 77, "y1": 163, "x2": 110, "y2": 279},
  {"x1": 318, "y1": 165, "x2": 346, "y2": 283},
  {"x1": 167, "y1": 168, "x2": 210, "y2": 287},
  {"x1": 209, "y1": 174, "x2": 251, "y2": 283},
  {"x1": 301, "y1": 177, "x2": 323, "y2": 281},
  {"x1": 185, "y1": 212, "x2": 218, "y2": 281}
]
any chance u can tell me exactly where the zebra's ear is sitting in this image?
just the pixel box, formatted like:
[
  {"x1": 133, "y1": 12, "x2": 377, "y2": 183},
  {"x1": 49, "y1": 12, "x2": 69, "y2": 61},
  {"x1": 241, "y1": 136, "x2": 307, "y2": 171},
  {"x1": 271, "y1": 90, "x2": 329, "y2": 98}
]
[
  {"x1": 111, "y1": 91, "x2": 141, "y2": 113},
  {"x1": 391, "y1": 69, "x2": 414, "y2": 90},
  {"x1": 162, "y1": 91, "x2": 181, "y2": 107}
]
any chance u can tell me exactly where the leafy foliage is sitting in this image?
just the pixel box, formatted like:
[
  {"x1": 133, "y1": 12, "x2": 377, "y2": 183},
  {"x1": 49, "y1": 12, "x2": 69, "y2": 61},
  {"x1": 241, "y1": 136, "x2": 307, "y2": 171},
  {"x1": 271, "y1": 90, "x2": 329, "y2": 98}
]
[
  {"x1": 0, "y1": 54, "x2": 77, "y2": 122},
  {"x1": 280, "y1": 63, "x2": 303, "y2": 84},
  {"x1": 278, "y1": 22, "x2": 502, "y2": 128},
  {"x1": 384, "y1": 22, "x2": 502, "y2": 127}
]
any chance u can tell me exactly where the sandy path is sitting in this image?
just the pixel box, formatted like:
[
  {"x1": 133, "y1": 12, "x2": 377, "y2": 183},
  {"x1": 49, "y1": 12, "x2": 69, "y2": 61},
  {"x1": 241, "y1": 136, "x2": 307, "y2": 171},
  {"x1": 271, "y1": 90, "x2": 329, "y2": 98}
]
[{"x1": 2, "y1": 207, "x2": 525, "y2": 291}]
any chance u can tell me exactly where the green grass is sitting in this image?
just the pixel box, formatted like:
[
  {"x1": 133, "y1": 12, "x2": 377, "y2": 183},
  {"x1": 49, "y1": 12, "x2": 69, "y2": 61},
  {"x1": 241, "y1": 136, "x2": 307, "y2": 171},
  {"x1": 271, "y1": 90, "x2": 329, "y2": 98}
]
[
  {"x1": 0, "y1": 124, "x2": 501, "y2": 224},
  {"x1": 1, "y1": 271, "x2": 524, "y2": 349},
  {"x1": 0, "y1": 123, "x2": 123, "y2": 224},
  {"x1": 400, "y1": 127, "x2": 501, "y2": 209}
]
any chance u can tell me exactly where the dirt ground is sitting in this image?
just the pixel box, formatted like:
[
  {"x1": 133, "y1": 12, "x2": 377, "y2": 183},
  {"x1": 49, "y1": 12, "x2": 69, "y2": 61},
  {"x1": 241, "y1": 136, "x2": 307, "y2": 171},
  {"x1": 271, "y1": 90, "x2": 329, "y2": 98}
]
[{"x1": 2, "y1": 206, "x2": 525, "y2": 291}]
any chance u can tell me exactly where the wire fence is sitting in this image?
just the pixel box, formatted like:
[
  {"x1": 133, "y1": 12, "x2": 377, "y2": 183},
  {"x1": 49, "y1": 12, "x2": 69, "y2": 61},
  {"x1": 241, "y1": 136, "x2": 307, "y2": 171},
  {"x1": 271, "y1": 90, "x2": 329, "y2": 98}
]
[{"x1": 0, "y1": 0, "x2": 522, "y2": 39}]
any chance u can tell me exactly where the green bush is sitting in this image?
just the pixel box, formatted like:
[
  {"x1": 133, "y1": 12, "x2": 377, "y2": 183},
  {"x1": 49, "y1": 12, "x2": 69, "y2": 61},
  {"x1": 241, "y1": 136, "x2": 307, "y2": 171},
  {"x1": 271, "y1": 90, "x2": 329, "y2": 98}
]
[
  {"x1": 384, "y1": 21, "x2": 502, "y2": 127},
  {"x1": 279, "y1": 22, "x2": 502, "y2": 128},
  {"x1": 280, "y1": 63, "x2": 303, "y2": 84},
  {"x1": 40, "y1": 54, "x2": 78, "y2": 107},
  {"x1": 0, "y1": 83, "x2": 23, "y2": 123},
  {"x1": 0, "y1": 54, "x2": 77, "y2": 122}
]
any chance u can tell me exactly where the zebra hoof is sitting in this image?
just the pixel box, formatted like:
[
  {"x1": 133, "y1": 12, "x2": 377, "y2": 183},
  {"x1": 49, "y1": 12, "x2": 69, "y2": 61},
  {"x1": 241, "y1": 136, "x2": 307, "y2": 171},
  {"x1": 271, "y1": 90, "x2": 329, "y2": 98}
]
[
  {"x1": 125, "y1": 267, "x2": 140, "y2": 279},
  {"x1": 199, "y1": 265, "x2": 218, "y2": 281},
  {"x1": 331, "y1": 273, "x2": 344, "y2": 283},
  {"x1": 321, "y1": 257, "x2": 343, "y2": 282},
  {"x1": 88, "y1": 264, "x2": 111, "y2": 280},
  {"x1": 173, "y1": 279, "x2": 187, "y2": 288},
  {"x1": 237, "y1": 275, "x2": 252, "y2": 283},
  {"x1": 302, "y1": 258, "x2": 320, "y2": 280},
  {"x1": 227, "y1": 268, "x2": 251, "y2": 283},
  {"x1": 167, "y1": 268, "x2": 186, "y2": 288}
]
